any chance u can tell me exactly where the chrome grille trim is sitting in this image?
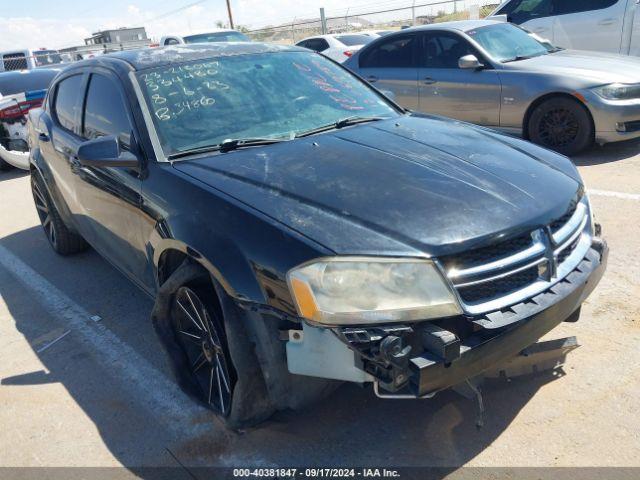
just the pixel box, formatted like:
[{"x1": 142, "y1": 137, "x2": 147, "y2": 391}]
[
  {"x1": 552, "y1": 202, "x2": 587, "y2": 245},
  {"x1": 446, "y1": 198, "x2": 591, "y2": 315}
]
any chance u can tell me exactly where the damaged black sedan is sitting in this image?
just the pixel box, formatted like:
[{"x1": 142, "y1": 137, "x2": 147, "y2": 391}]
[{"x1": 29, "y1": 43, "x2": 607, "y2": 428}]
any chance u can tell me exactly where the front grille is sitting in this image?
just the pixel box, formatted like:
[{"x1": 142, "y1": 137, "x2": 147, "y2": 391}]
[
  {"x1": 444, "y1": 198, "x2": 591, "y2": 314},
  {"x1": 441, "y1": 231, "x2": 533, "y2": 271},
  {"x1": 550, "y1": 199, "x2": 577, "y2": 234},
  {"x1": 458, "y1": 265, "x2": 539, "y2": 304}
]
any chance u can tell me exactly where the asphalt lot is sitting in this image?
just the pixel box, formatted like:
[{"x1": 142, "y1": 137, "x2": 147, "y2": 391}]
[{"x1": 0, "y1": 139, "x2": 639, "y2": 475}]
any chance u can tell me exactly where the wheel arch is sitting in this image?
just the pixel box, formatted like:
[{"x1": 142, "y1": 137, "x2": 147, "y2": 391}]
[{"x1": 522, "y1": 92, "x2": 595, "y2": 141}]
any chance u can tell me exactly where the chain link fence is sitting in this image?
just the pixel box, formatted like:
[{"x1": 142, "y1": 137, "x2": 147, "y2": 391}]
[{"x1": 245, "y1": 0, "x2": 500, "y2": 45}]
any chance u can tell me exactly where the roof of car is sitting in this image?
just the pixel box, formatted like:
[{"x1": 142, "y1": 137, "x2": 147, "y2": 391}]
[
  {"x1": 407, "y1": 19, "x2": 502, "y2": 33},
  {"x1": 103, "y1": 43, "x2": 305, "y2": 70}
]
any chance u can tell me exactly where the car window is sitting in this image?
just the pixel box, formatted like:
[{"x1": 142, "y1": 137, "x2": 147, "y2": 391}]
[
  {"x1": 164, "y1": 38, "x2": 180, "y2": 46},
  {"x1": 497, "y1": 0, "x2": 554, "y2": 24},
  {"x1": 359, "y1": 34, "x2": 417, "y2": 68},
  {"x1": 2, "y1": 53, "x2": 28, "y2": 71},
  {"x1": 54, "y1": 74, "x2": 84, "y2": 132},
  {"x1": 136, "y1": 51, "x2": 398, "y2": 157},
  {"x1": 422, "y1": 33, "x2": 477, "y2": 69},
  {"x1": 305, "y1": 39, "x2": 330, "y2": 52},
  {"x1": 553, "y1": 0, "x2": 618, "y2": 15},
  {"x1": 82, "y1": 74, "x2": 132, "y2": 148},
  {"x1": 183, "y1": 31, "x2": 250, "y2": 43},
  {"x1": 467, "y1": 23, "x2": 550, "y2": 62},
  {"x1": 335, "y1": 35, "x2": 372, "y2": 46}
]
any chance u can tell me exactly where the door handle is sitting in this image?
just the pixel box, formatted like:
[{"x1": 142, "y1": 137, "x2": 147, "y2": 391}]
[
  {"x1": 38, "y1": 132, "x2": 50, "y2": 142},
  {"x1": 423, "y1": 77, "x2": 437, "y2": 85},
  {"x1": 598, "y1": 18, "x2": 616, "y2": 26},
  {"x1": 366, "y1": 75, "x2": 378, "y2": 83},
  {"x1": 532, "y1": 27, "x2": 548, "y2": 33}
]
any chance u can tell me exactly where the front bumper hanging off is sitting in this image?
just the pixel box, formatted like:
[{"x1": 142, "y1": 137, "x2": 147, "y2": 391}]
[{"x1": 286, "y1": 239, "x2": 608, "y2": 399}]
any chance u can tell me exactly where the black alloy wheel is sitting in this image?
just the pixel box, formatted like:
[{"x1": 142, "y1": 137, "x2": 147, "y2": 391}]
[
  {"x1": 172, "y1": 286, "x2": 235, "y2": 416},
  {"x1": 31, "y1": 173, "x2": 87, "y2": 255},
  {"x1": 528, "y1": 97, "x2": 593, "y2": 156}
]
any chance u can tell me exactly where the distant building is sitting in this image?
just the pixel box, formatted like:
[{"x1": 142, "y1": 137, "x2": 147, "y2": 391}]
[
  {"x1": 84, "y1": 27, "x2": 148, "y2": 46},
  {"x1": 60, "y1": 27, "x2": 151, "y2": 61}
]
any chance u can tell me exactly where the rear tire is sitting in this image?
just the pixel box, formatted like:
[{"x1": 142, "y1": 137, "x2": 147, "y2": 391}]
[
  {"x1": 31, "y1": 172, "x2": 88, "y2": 255},
  {"x1": 528, "y1": 97, "x2": 594, "y2": 156}
]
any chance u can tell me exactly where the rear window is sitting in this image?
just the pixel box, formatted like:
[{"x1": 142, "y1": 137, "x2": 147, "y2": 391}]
[
  {"x1": 2, "y1": 53, "x2": 28, "y2": 71},
  {"x1": 0, "y1": 69, "x2": 58, "y2": 96},
  {"x1": 54, "y1": 75, "x2": 84, "y2": 132},
  {"x1": 34, "y1": 50, "x2": 63, "y2": 67},
  {"x1": 335, "y1": 35, "x2": 372, "y2": 46},
  {"x1": 183, "y1": 31, "x2": 250, "y2": 43}
]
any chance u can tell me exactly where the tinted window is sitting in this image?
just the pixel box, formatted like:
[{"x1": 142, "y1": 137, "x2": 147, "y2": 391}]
[
  {"x1": 305, "y1": 39, "x2": 330, "y2": 52},
  {"x1": 54, "y1": 75, "x2": 83, "y2": 132},
  {"x1": 183, "y1": 31, "x2": 250, "y2": 43},
  {"x1": 359, "y1": 34, "x2": 417, "y2": 68},
  {"x1": 497, "y1": 0, "x2": 553, "y2": 24},
  {"x1": 335, "y1": 35, "x2": 372, "y2": 46},
  {"x1": 423, "y1": 33, "x2": 476, "y2": 68},
  {"x1": 82, "y1": 74, "x2": 132, "y2": 147},
  {"x1": 554, "y1": 0, "x2": 618, "y2": 15},
  {"x1": 0, "y1": 69, "x2": 58, "y2": 96},
  {"x1": 164, "y1": 38, "x2": 180, "y2": 45},
  {"x1": 2, "y1": 53, "x2": 28, "y2": 71}
]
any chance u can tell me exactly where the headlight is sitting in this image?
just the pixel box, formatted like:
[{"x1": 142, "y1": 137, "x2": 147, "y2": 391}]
[
  {"x1": 287, "y1": 257, "x2": 462, "y2": 326},
  {"x1": 592, "y1": 83, "x2": 640, "y2": 101}
]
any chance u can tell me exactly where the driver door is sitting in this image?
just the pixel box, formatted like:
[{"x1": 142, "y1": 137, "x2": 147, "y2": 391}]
[
  {"x1": 417, "y1": 31, "x2": 501, "y2": 126},
  {"x1": 73, "y1": 70, "x2": 153, "y2": 292}
]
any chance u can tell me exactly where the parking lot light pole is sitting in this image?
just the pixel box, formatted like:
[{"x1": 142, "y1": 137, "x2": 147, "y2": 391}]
[{"x1": 226, "y1": 0, "x2": 235, "y2": 29}]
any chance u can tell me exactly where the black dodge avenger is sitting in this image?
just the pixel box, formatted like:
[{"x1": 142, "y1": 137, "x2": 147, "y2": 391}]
[{"x1": 29, "y1": 43, "x2": 607, "y2": 427}]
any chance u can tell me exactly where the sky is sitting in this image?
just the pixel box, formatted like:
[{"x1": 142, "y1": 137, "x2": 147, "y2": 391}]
[{"x1": 0, "y1": 0, "x2": 434, "y2": 51}]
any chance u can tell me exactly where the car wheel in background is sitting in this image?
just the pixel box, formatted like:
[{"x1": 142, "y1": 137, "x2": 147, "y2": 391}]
[
  {"x1": 171, "y1": 284, "x2": 237, "y2": 418},
  {"x1": 31, "y1": 172, "x2": 88, "y2": 255},
  {"x1": 528, "y1": 97, "x2": 594, "y2": 156}
]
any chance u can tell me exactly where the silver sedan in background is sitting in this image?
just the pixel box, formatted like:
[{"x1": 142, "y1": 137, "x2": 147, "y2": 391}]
[{"x1": 344, "y1": 20, "x2": 640, "y2": 155}]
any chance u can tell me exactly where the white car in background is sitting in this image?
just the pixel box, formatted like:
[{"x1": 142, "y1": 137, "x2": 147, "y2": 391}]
[
  {"x1": 358, "y1": 29, "x2": 395, "y2": 37},
  {"x1": 295, "y1": 34, "x2": 374, "y2": 62},
  {"x1": 159, "y1": 29, "x2": 250, "y2": 46},
  {"x1": 489, "y1": 0, "x2": 639, "y2": 56}
]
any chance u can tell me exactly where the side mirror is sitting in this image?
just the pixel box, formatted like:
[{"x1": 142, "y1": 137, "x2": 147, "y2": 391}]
[
  {"x1": 76, "y1": 135, "x2": 139, "y2": 168},
  {"x1": 458, "y1": 54, "x2": 484, "y2": 70}
]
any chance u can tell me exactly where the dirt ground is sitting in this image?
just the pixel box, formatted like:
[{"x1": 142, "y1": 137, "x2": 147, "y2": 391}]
[{"x1": 0, "y1": 138, "x2": 638, "y2": 477}]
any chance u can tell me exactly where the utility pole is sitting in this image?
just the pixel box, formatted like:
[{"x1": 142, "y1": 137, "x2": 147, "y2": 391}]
[
  {"x1": 226, "y1": 0, "x2": 235, "y2": 29},
  {"x1": 320, "y1": 8, "x2": 327, "y2": 34}
]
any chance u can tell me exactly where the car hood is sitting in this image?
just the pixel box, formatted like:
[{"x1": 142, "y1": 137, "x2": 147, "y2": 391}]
[
  {"x1": 173, "y1": 115, "x2": 582, "y2": 257},
  {"x1": 509, "y1": 49, "x2": 640, "y2": 84}
]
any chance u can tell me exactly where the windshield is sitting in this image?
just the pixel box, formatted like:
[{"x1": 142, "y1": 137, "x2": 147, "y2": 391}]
[
  {"x1": 467, "y1": 23, "x2": 550, "y2": 62},
  {"x1": 335, "y1": 35, "x2": 372, "y2": 46},
  {"x1": 137, "y1": 51, "x2": 398, "y2": 157},
  {"x1": 34, "y1": 50, "x2": 63, "y2": 66},
  {"x1": 183, "y1": 31, "x2": 250, "y2": 43}
]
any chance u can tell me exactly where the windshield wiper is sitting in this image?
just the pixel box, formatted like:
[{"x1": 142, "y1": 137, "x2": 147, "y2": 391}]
[
  {"x1": 296, "y1": 116, "x2": 386, "y2": 138},
  {"x1": 168, "y1": 137, "x2": 288, "y2": 159},
  {"x1": 503, "y1": 53, "x2": 546, "y2": 63}
]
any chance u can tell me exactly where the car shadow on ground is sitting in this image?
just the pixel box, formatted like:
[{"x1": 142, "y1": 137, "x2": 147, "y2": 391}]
[
  {"x1": 0, "y1": 225, "x2": 568, "y2": 476},
  {"x1": 572, "y1": 137, "x2": 640, "y2": 166},
  {"x1": 0, "y1": 168, "x2": 28, "y2": 182}
]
